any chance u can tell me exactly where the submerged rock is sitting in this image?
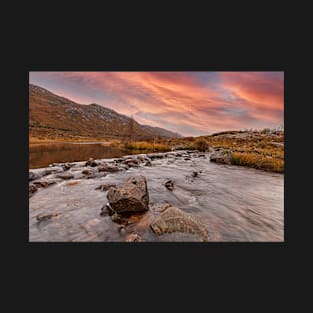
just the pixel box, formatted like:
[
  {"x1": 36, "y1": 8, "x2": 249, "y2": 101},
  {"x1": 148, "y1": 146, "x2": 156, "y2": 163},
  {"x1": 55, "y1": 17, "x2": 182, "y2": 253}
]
[
  {"x1": 29, "y1": 171, "x2": 41, "y2": 181},
  {"x1": 81, "y1": 168, "x2": 100, "y2": 179},
  {"x1": 98, "y1": 164, "x2": 120, "y2": 173},
  {"x1": 95, "y1": 183, "x2": 117, "y2": 192},
  {"x1": 56, "y1": 173, "x2": 74, "y2": 180},
  {"x1": 125, "y1": 232, "x2": 142, "y2": 242},
  {"x1": 165, "y1": 180, "x2": 174, "y2": 191},
  {"x1": 36, "y1": 212, "x2": 60, "y2": 222},
  {"x1": 42, "y1": 167, "x2": 64, "y2": 176},
  {"x1": 107, "y1": 175, "x2": 149, "y2": 213},
  {"x1": 33, "y1": 181, "x2": 49, "y2": 188},
  {"x1": 150, "y1": 205, "x2": 209, "y2": 242},
  {"x1": 124, "y1": 204, "x2": 210, "y2": 242},
  {"x1": 123, "y1": 158, "x2": 139, "y2": 167},
  {"x1": 192, "y1": 171, "x2": 198, "y2": 177},
  {"x1": 145, "y1": 160, "x2": 152, "y2": 167},
  {"x1": 29, "y1": 183, "x2": 38, "y2": 197}
]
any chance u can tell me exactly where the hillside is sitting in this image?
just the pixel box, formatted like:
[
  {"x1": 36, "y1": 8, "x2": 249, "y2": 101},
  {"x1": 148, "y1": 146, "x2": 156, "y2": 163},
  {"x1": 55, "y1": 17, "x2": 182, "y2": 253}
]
[{"x1": 29, "y1": 84, "x2": 181, "y2": 141}]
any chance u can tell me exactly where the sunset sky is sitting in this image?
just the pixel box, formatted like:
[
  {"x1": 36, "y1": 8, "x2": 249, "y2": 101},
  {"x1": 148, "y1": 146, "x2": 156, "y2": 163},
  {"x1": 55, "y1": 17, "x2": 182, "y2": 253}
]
[{"x1": 29, "y1": 72, "x2": 284, "y2": 136}]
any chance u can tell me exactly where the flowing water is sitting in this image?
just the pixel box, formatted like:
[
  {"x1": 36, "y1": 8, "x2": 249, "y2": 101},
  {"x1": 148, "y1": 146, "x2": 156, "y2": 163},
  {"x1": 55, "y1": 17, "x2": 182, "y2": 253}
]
[{"x1": 29, "y1": 152, "x2": 284, "y2": 242}]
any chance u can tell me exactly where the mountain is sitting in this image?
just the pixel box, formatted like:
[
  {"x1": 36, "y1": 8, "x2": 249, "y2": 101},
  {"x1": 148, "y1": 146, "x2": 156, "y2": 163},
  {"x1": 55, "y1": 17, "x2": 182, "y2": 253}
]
[{"x1": 29, "y1": 84, "x2": 181, "y2": 140}]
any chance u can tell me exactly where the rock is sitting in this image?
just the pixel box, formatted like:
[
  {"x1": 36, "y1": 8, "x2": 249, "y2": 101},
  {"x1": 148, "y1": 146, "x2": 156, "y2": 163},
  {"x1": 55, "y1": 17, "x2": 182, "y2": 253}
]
[
  {"x1": 98, "y1": 164, "x2": 119, "y2": 172},
  {"x1": 137, "y1": 155, "x2": 145, "y2": 162},
  {"x1": 123, "y1": 158, "x2": 139, "y2": 167},
  {"x1": 82, "y1": 169, "x2": 93, "y2": 175},
  {"x1": 198, "y1": 153, "x2": 206, "y2": 158},
  {"x1": 150, "y1": 205, "x2": 209, "y2": 242},
  {"x1": 107, "y1": 175, "x2": 149, "y2": 213},
  {"x1": 29, "y1": 183, "x2": 38, "y2": 197},
  {"x1": 210, "y1": 149, "x2": 232, "y2": 164},
  {"x1": 81, "y1": 168, "x2": 99, "y2": 178},
  {"x1": 192, "y1": 171, "x2": 198, "y2": 177},
  {"x1": 184, "y1": 157, "x2": 191, "y2": 161},
  {"x1": 111, "y1": 212, "x2": 119, "y2": 222},
  {"x1": 119, "y1": 164, "x2": 129, "y2": 171},
  {"x1": 111, "y1": 212, "x2": 130, "y2": 224},
  {"x1": 32, "y1": 178, "x2": 60, "y2": 189},
  {"x1": 56, "y1": 173, "x2": 74, "y2": 180},
  {"x1": 85, "y1": 158, "x2": 97, "y2": 167},
  {"x1": 36, "y1": 212, "x2": 60, "y2": 222},
  {"x1": 147, "y1": 153, "x2": 165, "y2": 160},
  {"x1": 147, "y1": 153, "x2": 157, "y2": 160},
  {"x1": 118, "y1": 226, "x2": 126, "y2": 234},
  {"x1": 100, "y1": 203, "x2": 114, "y2": 216},
  {"x1": 33, "y1": 181, "x2": 49, "y2": 188},
  {"x1": 42, "y1": 167, "x2": 64, "y2": 176},
  {"x1": 29, "y1": 171, "x2": 41, "y2": 181},
  {"x1": 165, "y1": 180, "x2": 174, "y2": 191},
  {"x1": 145, "y1": 159, "x2": 152, "y2": 166},
  {"x1": 114, "y1": 158, "x2": 125, "y2": 163},
  {"x1": 125, "y1": 232, "x2": 142, "y2": 242},
  {"x1": 95, "y1": 183, "x2": 117, "y2": 192},
  {"x1": 62, "y1": 163, "x2": 73, "y2": 171}
]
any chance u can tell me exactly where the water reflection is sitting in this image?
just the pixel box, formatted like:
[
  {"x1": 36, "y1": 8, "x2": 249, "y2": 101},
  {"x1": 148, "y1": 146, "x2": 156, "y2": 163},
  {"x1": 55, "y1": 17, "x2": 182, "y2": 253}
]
[{"x1": 29, "y1": 142, "x2": 152, "y2": 169}]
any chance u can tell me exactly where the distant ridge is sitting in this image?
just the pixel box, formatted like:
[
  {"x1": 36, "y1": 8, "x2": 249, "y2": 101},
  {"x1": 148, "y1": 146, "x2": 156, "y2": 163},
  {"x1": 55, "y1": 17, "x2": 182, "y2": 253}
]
[{"x1": 29, "y1": 84, "x2": 181, "y2": 140}]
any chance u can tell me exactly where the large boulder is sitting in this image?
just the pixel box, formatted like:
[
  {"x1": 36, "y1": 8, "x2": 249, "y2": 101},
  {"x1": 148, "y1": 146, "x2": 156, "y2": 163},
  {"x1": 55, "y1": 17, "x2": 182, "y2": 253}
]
[
  {"x1": 210, "y1": 149, "x2": 232, "y2": 164},
  {"x1": 107, "y1": 175, "x2": 149, "y2": 213}
]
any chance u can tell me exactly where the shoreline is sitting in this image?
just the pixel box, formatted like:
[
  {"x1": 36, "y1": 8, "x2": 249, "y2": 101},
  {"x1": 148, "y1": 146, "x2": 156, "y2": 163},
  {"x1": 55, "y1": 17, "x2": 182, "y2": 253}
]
[{"x1": 29, "y1": 149, "x2": 284, "y2": 174}]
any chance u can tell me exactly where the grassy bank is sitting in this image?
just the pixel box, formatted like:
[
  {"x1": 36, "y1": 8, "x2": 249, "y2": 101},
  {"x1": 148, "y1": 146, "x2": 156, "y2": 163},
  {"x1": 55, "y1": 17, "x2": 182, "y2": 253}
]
[
  {"x1": 123, "y1": 141, "x2": 171, "y2": 152},
  {"x1": 231, "y1": 152, "x2": 284, "y2": 173}
]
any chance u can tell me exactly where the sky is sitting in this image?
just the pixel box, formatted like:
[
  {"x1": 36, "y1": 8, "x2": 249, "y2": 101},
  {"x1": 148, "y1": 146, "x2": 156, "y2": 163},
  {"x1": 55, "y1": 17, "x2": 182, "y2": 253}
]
[{"x1": 29, "y1": 71, "x2": 284, "y2": 136}]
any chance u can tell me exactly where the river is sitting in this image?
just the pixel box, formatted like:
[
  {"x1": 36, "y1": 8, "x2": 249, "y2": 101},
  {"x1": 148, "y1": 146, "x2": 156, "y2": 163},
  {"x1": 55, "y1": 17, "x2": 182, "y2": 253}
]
[
  {"x1": 29, "y1": 142, "x2": 150, "y2": 169},
  {"x1": 29, "y1": 151, "x2": 284, "y2": 242}
]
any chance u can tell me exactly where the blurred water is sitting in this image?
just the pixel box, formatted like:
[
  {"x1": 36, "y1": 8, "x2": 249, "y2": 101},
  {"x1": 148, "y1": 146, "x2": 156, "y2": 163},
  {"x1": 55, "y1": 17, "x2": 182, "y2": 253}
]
[{"x1": 29, "y1": 153, "x2": 284, "y2": 242}]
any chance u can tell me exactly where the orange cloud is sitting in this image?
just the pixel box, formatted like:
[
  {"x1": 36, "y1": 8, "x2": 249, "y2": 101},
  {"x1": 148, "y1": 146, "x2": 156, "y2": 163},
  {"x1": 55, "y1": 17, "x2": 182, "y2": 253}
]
[{"x1": 30, "y1": 71, "x2": 284, "y2": 135}]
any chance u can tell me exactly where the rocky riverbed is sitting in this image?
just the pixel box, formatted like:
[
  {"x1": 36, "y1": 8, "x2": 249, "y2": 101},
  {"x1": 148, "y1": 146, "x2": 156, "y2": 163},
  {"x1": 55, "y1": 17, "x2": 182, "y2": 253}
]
[{"x1": 29, "y1": 150, "x2": 284, "y2": 242}]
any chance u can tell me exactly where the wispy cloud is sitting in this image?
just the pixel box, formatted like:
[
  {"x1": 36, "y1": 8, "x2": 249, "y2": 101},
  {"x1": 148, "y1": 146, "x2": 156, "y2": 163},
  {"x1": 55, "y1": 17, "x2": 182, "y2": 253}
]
[{"x1": 29, "y1": 71, "x2": 284, "y2": 136}]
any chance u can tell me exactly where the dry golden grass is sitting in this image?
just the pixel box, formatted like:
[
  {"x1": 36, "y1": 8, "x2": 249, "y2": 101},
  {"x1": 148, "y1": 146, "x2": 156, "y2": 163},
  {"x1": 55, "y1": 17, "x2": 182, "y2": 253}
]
[
  {"x1": 193, "y1": 138, "x2": 209, "y2": 151},
  {"x1": 29, "y1": 135, "x2": 117, "y2": 144},
  {"x1": 231, "y1": 152, "x2": 284, "y2": 173},
  {"x1": 123, "y1": 141, "x2": 171, "y2": 152}
]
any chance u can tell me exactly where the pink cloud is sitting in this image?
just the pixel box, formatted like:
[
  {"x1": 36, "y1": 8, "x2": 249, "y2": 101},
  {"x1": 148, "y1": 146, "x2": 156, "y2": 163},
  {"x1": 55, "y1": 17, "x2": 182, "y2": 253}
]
[{"x1": 30, "y1": 71, "x2": 284, "y2": 135}]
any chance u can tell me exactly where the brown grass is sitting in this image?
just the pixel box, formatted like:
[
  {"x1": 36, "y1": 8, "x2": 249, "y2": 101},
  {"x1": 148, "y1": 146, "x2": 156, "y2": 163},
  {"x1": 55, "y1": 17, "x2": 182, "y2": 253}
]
[
  {"x1": 231, "y1": 152, "x2": 284, "y2": 173},
  {"x1": 193, "y1": 138, "x2": 209, "y2": 151},
  {"x1": 123, "y1": 141, "x2": 171, "y2": 152}
]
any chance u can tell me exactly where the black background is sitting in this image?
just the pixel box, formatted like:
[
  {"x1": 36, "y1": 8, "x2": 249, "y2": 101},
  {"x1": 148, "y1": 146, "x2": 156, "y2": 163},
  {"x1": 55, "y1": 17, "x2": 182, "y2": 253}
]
[{"x1": 4, "y1": 4, "x2": 306, "y2": 310}]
